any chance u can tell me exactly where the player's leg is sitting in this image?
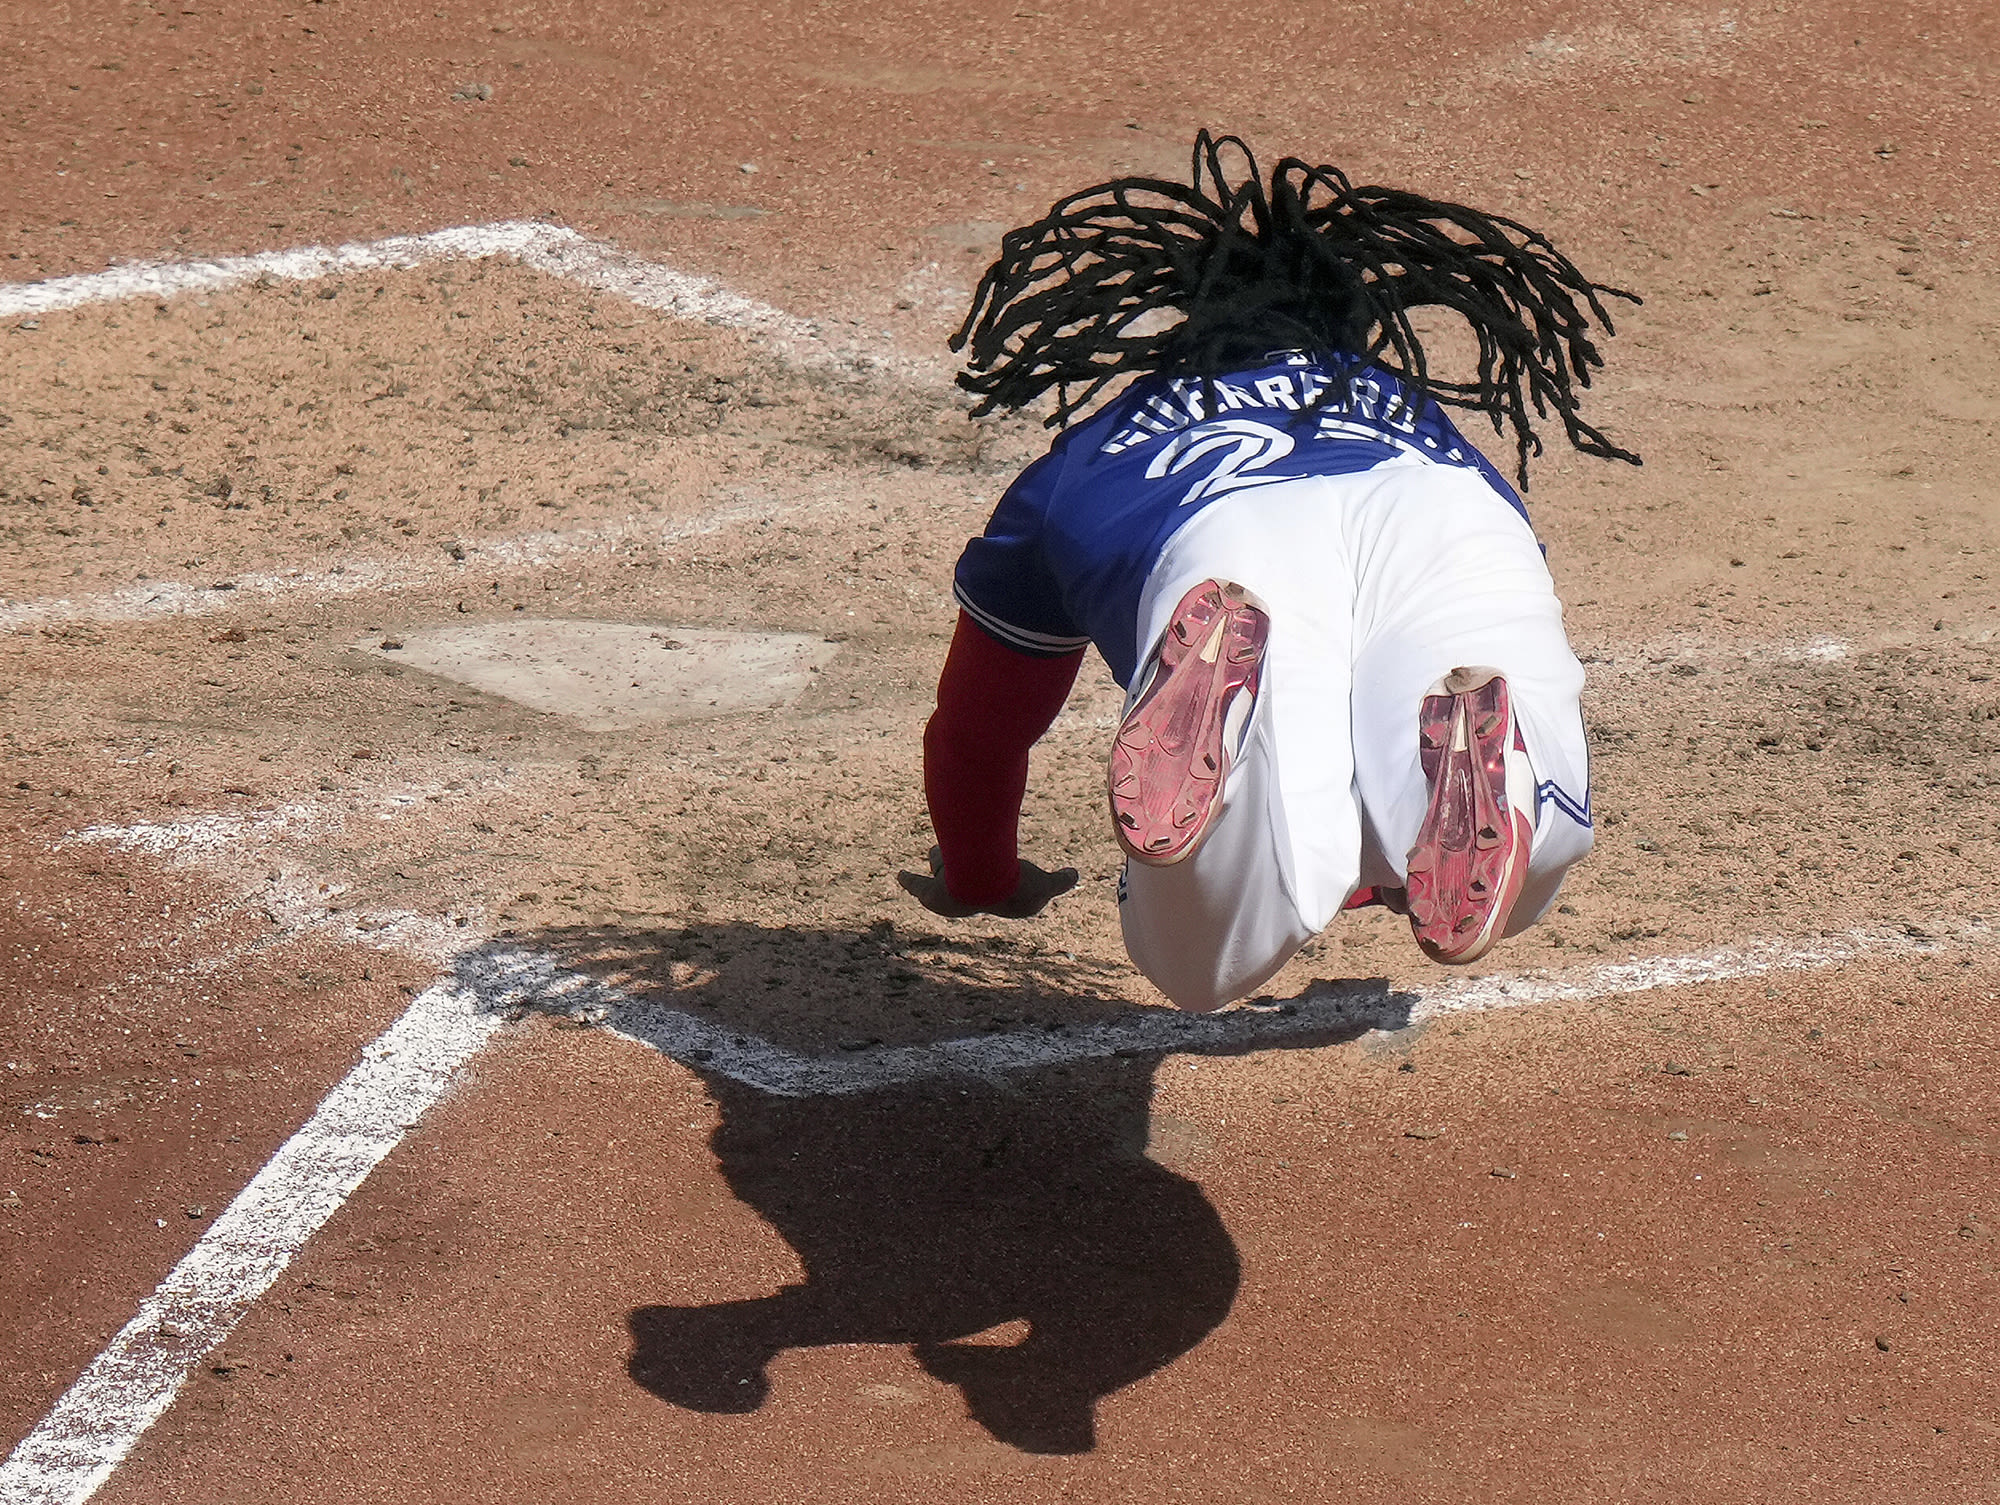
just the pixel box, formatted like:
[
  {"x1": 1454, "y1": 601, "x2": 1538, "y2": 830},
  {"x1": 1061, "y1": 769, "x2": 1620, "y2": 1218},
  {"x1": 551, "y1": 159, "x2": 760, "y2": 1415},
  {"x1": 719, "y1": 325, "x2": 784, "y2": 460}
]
[
  {"x1": 1347, "y1": 464, "x2": 1594, "y2": 959},
  {"x1": 1115, "y1": 486, "x2": 1363, "y2": 1009},
  {"x1": 1116, "y1": 696, "x2": 1313, "y2": 1010}
]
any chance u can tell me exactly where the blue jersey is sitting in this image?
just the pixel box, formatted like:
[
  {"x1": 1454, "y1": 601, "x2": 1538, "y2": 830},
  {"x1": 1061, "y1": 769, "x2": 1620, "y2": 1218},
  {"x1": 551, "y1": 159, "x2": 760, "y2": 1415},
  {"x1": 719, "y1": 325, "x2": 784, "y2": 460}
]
[{"x1": 952, "y1": 353, "x2": 1528, "y2": 686}]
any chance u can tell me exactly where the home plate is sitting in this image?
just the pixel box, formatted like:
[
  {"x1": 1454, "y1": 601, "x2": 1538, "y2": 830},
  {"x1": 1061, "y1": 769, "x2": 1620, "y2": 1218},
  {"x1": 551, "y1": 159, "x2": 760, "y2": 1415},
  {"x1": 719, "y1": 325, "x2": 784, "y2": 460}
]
[{"x1": 354, "y1": 619, "x2": 839, "y2": 729}]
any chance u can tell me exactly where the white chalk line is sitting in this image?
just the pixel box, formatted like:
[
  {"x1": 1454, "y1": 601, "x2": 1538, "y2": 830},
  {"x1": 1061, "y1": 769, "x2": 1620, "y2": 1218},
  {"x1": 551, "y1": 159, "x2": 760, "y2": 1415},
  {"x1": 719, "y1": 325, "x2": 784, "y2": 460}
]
[
  {"x1": 0, "y1": 220, "x2": 823, "y2": 345},
  {"x1": 1, "y1": 918, "x2": 1976, "y2": 1504},
  {"x1": 8, "y1": 546, "x2": 1964, "y2": 672},
  {"x1": 472, "y1": 923, "x2": 1976, "y2": 1096},
  {"x1": 0, "y1": 490, "x2": 840, "y2": 634},
  {"x1": 0, "y1": 981, "x2": 502, "y2": 1505},
  {"x1": 0, "y1": 219, "x2": 941, "y2": 391}
]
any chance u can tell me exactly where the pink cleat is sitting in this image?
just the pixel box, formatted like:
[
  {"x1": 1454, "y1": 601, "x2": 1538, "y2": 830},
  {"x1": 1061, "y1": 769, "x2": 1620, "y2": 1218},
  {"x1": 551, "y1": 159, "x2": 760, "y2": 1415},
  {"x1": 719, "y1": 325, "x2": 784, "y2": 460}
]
[
  {"x1": 1404, "y1": 667, "x2": 1536, "y2": 965},
  {"x1": 1108, "y1": 579, "x2": 1268, "y2": 866}
]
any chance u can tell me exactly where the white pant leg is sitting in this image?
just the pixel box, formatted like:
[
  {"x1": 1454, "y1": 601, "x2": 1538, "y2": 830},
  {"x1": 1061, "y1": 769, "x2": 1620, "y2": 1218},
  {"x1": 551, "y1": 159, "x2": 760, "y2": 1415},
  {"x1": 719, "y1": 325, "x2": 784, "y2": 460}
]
[
  {"x1": 1114, "y1": 464, "x2": 1594, "y2": 1009},
  {"x1": 1116, "y1": 487, "x2": 1361, "y2": 1011},
  {"x1": 1117, "y1": 707, "x2": 1316, "y2": 1011},
  {"x1": 1345, "y1": 462, "x2": 1594, "y2": 932}
]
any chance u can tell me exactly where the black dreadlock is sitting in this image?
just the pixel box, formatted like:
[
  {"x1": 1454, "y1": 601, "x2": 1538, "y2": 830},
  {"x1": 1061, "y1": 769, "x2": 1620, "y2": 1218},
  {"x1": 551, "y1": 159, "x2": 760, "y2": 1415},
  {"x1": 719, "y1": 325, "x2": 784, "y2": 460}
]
[{"x1": 950, "y1": 131, "x2": 1641, "y2": 484}]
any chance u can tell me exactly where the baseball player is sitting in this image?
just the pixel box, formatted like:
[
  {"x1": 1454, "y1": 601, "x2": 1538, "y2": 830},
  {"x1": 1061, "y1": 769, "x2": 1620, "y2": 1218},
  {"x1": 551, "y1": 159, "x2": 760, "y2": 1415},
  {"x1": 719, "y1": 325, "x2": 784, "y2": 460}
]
[{"x1": 900, "y1": 133, "x2": 1638, "y2": 1011}]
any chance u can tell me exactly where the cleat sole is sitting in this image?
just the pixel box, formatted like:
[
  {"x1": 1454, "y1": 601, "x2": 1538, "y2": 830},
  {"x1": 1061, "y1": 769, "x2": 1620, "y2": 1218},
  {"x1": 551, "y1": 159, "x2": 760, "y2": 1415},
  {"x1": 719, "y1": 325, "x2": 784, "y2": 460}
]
[
  {"x1": 1108, "y1": 580, "x2": 1268, "y2": 866},
  {"x1": 1404, "y1": 669, "x2": 1532, "y2": 965}
]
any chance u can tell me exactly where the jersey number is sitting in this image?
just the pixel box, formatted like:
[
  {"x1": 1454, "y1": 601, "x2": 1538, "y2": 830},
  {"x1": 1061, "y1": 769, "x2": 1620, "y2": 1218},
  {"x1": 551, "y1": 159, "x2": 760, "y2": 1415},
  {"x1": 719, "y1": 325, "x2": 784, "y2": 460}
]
[{"x1": 1145, "y1": 419, "x2": 1296, "y2": 507}]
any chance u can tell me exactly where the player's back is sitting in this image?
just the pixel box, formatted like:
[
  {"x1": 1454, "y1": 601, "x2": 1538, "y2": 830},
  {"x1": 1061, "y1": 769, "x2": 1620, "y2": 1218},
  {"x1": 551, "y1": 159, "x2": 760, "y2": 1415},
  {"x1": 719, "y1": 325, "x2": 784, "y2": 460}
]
[{"x1": 954, "y1": 353, "x2": 1525, "y2": 684}]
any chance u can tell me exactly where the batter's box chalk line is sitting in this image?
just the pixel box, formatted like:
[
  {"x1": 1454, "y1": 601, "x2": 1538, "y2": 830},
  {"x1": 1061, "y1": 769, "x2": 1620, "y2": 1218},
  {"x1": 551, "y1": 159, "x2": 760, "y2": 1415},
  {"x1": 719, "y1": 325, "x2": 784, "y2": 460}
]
[
  {"x1": 0, "y1": 220, "x2": 812, "y2": 338},
  {"x1": 0, "y1": 981, "x2": 503, "y2": 1505},
  {"x1": 0, "y1": 488, "x2": 839, "y2": 633},
  {"x1": 461, "y1": 921, "x2": 1981, "y2": 1095},
  {"x1": 0, "y1": 220, "x2": 945, "y2": 384},
  {"x1": 1, "y1": 923, "x2": 1983, "y2": 1505}
]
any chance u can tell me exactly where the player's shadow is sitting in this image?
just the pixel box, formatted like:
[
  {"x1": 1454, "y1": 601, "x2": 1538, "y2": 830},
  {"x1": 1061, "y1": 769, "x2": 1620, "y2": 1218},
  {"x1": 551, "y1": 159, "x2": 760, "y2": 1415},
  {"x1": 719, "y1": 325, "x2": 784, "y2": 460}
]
[{"x1": 491, "y1": 921, "x2": 1412, "y2": 1455}]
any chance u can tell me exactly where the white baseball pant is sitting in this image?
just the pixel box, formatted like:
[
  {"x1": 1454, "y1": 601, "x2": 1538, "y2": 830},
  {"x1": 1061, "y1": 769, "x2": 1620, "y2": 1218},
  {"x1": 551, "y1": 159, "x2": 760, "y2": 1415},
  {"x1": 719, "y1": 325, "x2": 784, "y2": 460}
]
[{"x1": 1116, "y1": 459, "x2": 1595, "y2": 1011}]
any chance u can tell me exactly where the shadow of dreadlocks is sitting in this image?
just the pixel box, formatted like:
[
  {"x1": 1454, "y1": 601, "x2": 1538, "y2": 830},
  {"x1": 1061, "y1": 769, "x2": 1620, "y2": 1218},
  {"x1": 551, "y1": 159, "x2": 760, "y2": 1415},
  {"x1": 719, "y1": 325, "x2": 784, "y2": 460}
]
[{"x1": 486, "y1": 920, "x2": 1413, "y2": 1454}]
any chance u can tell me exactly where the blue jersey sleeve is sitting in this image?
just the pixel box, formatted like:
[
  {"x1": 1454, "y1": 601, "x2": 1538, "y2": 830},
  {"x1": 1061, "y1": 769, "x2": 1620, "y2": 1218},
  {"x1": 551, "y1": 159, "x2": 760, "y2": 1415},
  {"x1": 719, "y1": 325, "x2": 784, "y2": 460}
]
[{"x1": 951, "y1": 447, "x2": 1093, "y2": 658}]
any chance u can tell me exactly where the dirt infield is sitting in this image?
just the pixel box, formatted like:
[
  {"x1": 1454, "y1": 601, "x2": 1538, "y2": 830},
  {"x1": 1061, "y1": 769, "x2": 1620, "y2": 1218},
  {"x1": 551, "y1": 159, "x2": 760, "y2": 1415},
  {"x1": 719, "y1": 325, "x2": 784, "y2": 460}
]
[{"x1": 4, "y1": 0, "x2": 1998, "y2": 1499}]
